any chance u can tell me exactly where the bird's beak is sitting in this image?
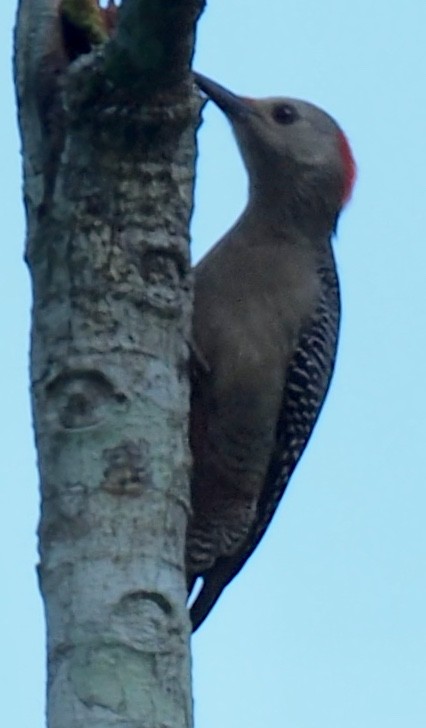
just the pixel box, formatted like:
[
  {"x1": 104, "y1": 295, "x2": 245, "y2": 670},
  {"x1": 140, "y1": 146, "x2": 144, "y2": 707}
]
[{"x1": 194, "y1": 73, "x2": 255, "y2": 120}]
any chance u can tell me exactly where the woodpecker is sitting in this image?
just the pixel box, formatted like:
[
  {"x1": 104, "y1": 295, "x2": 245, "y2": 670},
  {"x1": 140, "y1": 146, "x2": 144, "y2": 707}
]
[{"x1": 186, "y1": 73, "x2": 356, "y2": 632}]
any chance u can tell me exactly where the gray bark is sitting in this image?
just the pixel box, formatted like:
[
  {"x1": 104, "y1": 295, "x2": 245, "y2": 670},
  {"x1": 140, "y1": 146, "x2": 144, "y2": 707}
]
[{"x1": 14, "y1": 1, "x2": 203, "y2": 726}]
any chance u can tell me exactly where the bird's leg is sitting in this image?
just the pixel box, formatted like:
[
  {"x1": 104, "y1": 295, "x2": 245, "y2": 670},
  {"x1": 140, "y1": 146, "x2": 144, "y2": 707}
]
[{"x1": 189, "y1": 339, "x2": 211, "y2": 382}]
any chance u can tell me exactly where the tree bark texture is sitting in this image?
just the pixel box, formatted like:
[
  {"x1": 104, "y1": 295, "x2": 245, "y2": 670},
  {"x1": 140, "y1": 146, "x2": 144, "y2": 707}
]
[{"x1": 14, "y1": 1, "x2": 203, "y2": 726}]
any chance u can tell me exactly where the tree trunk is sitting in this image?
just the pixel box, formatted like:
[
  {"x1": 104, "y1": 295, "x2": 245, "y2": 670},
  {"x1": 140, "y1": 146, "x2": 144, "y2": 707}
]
[{"x1": 14, "y1": 1, "x2": 203, "y2": 726}]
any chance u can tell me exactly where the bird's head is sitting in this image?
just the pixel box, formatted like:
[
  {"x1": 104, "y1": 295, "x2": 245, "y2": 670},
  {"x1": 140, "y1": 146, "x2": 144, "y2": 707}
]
[{"x1": 194, "y1": 73, "x2": 356, "y2": 232}]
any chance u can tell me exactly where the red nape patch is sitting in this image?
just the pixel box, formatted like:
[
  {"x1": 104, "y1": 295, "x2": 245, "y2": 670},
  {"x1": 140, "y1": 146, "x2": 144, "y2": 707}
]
[{"x1": 338, "y1": 130, "x2": 356, "y2": 205}]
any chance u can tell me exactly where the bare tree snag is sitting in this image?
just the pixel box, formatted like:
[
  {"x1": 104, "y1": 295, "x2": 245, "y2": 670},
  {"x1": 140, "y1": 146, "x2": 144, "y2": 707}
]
[{"x1": 14, "y1": 1, "x2": 204, "y2": 726}]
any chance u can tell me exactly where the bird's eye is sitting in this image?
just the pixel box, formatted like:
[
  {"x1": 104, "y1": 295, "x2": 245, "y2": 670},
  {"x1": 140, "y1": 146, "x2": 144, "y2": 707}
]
[{"x1": 272, "y1": 103, "x2": 298, "y2": 125}]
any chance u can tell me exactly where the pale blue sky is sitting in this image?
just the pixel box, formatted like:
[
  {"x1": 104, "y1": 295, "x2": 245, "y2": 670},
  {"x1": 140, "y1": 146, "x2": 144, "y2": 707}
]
[{"x1": 2, "y1": 2, "x2": 426, "y2": 726}]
